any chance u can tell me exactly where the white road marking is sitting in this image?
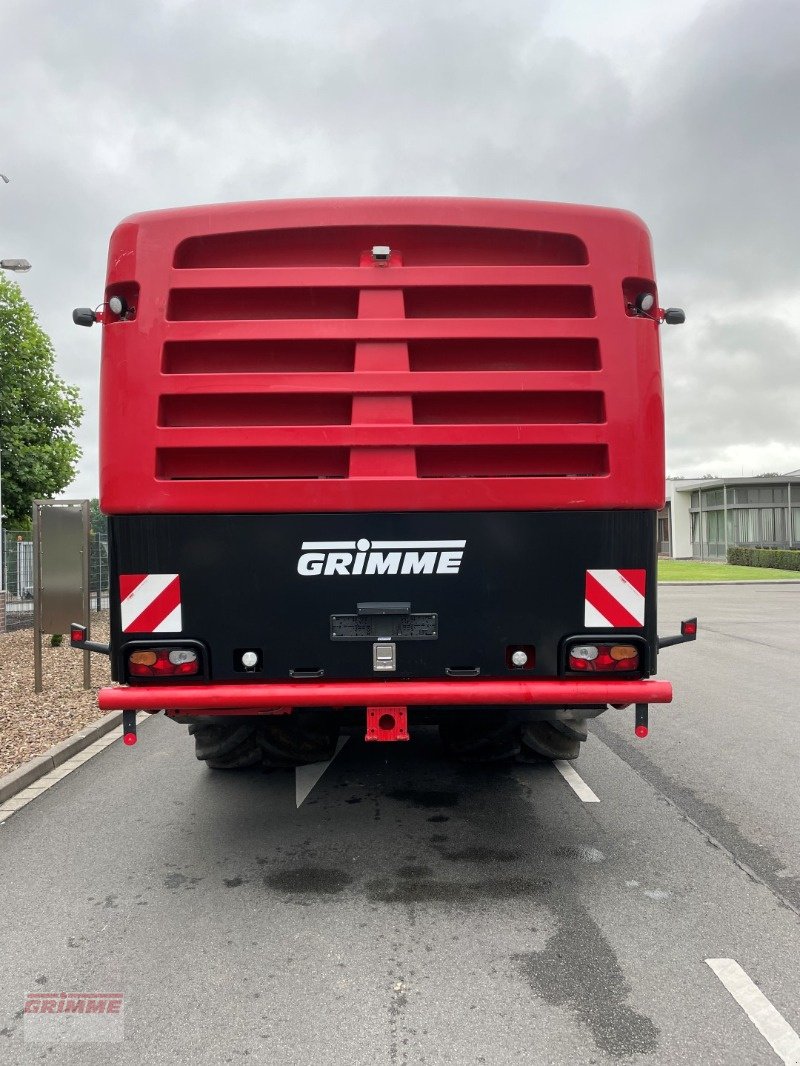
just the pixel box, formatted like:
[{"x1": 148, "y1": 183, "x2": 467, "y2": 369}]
[
  {"x1": 0, "y1": 712, "x2": 150, "y2": 824},
  {"x1": 553, "y1": 759, "x2": 600, "y2": 803},
  {"x1": 295, "y1": 736, "x2": 349, "y2": 808},
  {"x1": 706, "y1": 958, "x2": 800, "y2": 1065}
]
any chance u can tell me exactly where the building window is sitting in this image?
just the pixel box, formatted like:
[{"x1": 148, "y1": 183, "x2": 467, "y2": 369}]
[
  {"x1": 775, "y1": 508, "x2": 787, "y2": 544},
  {"x1": 731, "y1": 508, "x2": 760, "y2": 543},
  {"x1": 761, "y1": 508, "x2": 775, "y2": 542},
  {"x1": 705, "y1": 509, "x2": 726, "y2": 558}
]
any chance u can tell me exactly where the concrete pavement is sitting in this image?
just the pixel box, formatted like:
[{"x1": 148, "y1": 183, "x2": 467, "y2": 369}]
[{"x1": 0, "y1": 585, "x2": 798, "y2": 1064}]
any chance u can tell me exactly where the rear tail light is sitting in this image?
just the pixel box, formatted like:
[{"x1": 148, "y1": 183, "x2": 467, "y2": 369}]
[
  {"x1": 128, "y1": 647, "x2": 199, "y2": 677},
  {"x1": 568, "y1": 642, "x2": 640, "y2": 673}
]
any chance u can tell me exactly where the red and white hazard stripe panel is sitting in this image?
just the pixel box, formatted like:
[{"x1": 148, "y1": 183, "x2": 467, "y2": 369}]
[
  {"x1": 120, "y1": 574, "x2": 182, "y2": 633},
  {"x1": 584, "y1": 569, "x2": 646, "y2": 628}
]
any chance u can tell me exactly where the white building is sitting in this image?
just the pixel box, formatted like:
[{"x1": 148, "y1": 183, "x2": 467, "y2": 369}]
[{"x1": 662, "y1": 472, "x2": 800, "y2": 559}]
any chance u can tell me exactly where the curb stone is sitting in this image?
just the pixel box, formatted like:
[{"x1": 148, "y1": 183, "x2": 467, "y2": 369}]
[{"x1": 0, "y1": 710, "x2": 125, "y2": 806}]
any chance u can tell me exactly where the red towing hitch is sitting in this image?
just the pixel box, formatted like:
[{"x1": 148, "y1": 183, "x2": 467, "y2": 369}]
[{"x1": 365, "y1": 706, "x2": 409, "y2": 742}]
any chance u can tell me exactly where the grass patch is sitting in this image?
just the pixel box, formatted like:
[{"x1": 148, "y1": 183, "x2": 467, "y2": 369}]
[{"x1": 658, "y1": 559, "x2": 800, "y2": 581}]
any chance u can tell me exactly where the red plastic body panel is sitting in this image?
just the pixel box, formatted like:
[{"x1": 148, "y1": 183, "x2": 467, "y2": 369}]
[
  {"x1": 99, "y1": 198, "x2": 665, "y2": 514},
  {"x1": 98, "y1": 679, "x2": 673, "y2": 711}
]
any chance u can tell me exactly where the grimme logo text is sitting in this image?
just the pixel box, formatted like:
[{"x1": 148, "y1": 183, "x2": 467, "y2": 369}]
[{"x1": 297, "y1": 539, "x2": 466, "y2": 576}]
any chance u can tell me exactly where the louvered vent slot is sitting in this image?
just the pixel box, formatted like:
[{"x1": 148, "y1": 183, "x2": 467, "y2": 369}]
[
  {"x1": 413, "y1": 392, "x2": 604, "y2": 425},
  {"x1": 160, "y1": 394, "x2": 352, "y2": 428},
  {"x1": 174, "y1": 225, "x2": 587, "y2": 268},
  {"x1": 167, "y1": 288, "x2": 360, "y2": 321},
  {"x1": 408, "y1": 338, "x2": 600, "y2": 372},
  {"x1": 157, "y1": 447, "x2": 349, "y2": 480},
  {"x1": 416, "y1": 445, "x2": 609, "y2": 478},
  {"x1": 404, "y1": 286, "x2": 594, "y2": 319},
  {"x1": 162, "y1": 340, "x2": 355, "y2": 374}
]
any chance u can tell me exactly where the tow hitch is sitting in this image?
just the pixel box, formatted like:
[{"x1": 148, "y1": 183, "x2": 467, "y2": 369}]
[{"x1": 365, "y1": 706, "x2": 409, "y2": 742}]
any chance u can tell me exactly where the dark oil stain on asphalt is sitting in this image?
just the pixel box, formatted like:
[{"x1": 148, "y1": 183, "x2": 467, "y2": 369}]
[
  {"x1": 387, "y1": 789, "x2": 459, "y2": 808},
  {"x1": 440, "y1": 845, "x2": 519, "y2": 863},
  {"x1": 163, "y1": 872, "x2": 203, "y2": 890},
  {"x1": 367, "y1": 875, "x2": 550, "y2": 905},
  {"x1": 247, "y1": 742, "x2": 659, "y2": 1059},
  {"x1": 265, "y1": 867, "x2": 355, "y2": 895},
  {"x1": 513, "y1": 899, "x2": 659, "y2": 1059},
  {"x1": 396, "y1": 865, "x2": 433, "y2": 879}
]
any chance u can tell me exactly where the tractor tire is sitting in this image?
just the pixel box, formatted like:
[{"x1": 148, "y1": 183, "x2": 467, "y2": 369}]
[
  {"x1": 439, "y1": 711, "x2": 522, "y2": 763},
  {"x1": 189, "y1": 712, "x2": 338, "y2": 770},
  {"x1": 519, "y1": 720, "x2": 583, "y2": 762},
  {"x1": 256, "y1": 712, "x2": 339, "y2": 767},
  {"x1": 189, "y1": 719, "x2": 262, "y2": 769},
  {"x1": 440, "y1": 713, "x2": 586, "y2": 764}
]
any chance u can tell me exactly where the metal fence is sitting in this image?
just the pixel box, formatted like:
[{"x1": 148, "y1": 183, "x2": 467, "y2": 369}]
[{"x1": 1, "y1": 530, "x2": 109, "y2": 632}]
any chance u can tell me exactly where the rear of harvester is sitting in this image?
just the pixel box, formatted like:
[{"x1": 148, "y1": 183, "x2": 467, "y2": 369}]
[{"x1": 73, "y1": 198, "x2": 693, "y2": 768}]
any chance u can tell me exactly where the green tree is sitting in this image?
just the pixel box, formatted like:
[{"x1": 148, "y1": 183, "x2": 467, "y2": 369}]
[
  {"x1": 0, "y1": 276, "x2": 82, "y2": 527},
  {"x1": 89, "y1": 497, "x2": 107, "y2": 536}
]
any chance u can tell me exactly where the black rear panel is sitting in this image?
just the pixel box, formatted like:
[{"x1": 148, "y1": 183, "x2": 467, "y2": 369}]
[{"x1": 109, "y1": 510, "x2": 658, "y2": 683}]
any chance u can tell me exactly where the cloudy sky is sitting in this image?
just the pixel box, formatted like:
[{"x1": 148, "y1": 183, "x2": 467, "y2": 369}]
[{"x1": 2, "y1": 0, "x2": 798, "y2": 498}]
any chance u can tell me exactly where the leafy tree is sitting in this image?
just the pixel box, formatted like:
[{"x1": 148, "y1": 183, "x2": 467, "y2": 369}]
[
  {"x1": 89, "y1": 498, "x2": 108, "y2": 595},
  {"x1": 0, "y1": 276, "x2": 82, "y2": 527},
  {"x1": 89, "y1": 497, "x2": 107, "y2": 536}
]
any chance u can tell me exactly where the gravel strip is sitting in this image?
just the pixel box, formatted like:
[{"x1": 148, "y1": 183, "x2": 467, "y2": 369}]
[{"x1": 0, "y1": 612, "x2": 112, "y2": 776}]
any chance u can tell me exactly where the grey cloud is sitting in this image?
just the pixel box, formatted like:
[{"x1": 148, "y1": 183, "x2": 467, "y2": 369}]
[
  {"x1": 664, "y1": 312, "x2": 800, "y2": 470},
  {"x1": 0, "y1": 0, "x2": 798, "y2": 495}
]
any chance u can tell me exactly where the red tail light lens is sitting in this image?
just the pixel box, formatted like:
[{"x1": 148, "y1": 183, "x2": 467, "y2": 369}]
[
  {"x1": 568, "y1": 642, "x2": 640, "y2": 673},
  {"x1": 128, "y1": 647, "x2": 199, "y2": 678}
]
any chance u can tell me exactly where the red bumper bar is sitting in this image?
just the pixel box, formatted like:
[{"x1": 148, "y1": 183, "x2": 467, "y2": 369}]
[{"x1": 98, "y1": 679, "x2": 672, "y2": 712}]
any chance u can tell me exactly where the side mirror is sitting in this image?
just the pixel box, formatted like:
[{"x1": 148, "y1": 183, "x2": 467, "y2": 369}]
[
  {"x1": 73, "y1": 307, "x2": 97, "y2": 327},
  {"x1": 663, "y1": 307, "x2": 685, "y2": 325}
]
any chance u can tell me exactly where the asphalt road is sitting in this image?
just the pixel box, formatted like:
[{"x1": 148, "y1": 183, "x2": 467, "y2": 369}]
[{"x1": 1, "y1": 584, "x2": 798, "y2": 1065}]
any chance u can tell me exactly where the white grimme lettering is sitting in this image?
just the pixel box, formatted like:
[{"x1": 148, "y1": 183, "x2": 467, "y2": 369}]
[
  {"x1": 400, "y1": 551, "x2": 437, "y2": 574},
  {"x1": 436, "y1": 550, "x2": 463, "y2": 574},
  {"x1": 365, "y1": 552, "x2": 402, "y2": 575},
  {"x1": 297, "y1": 552, "x2": 324, "y2": 576},
  {"x1": 297, "y1": 548, "x2": 465, "y2": 575},
  {"x1": 324, "y1": 552, "x2": 353, "y2": 575}
]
